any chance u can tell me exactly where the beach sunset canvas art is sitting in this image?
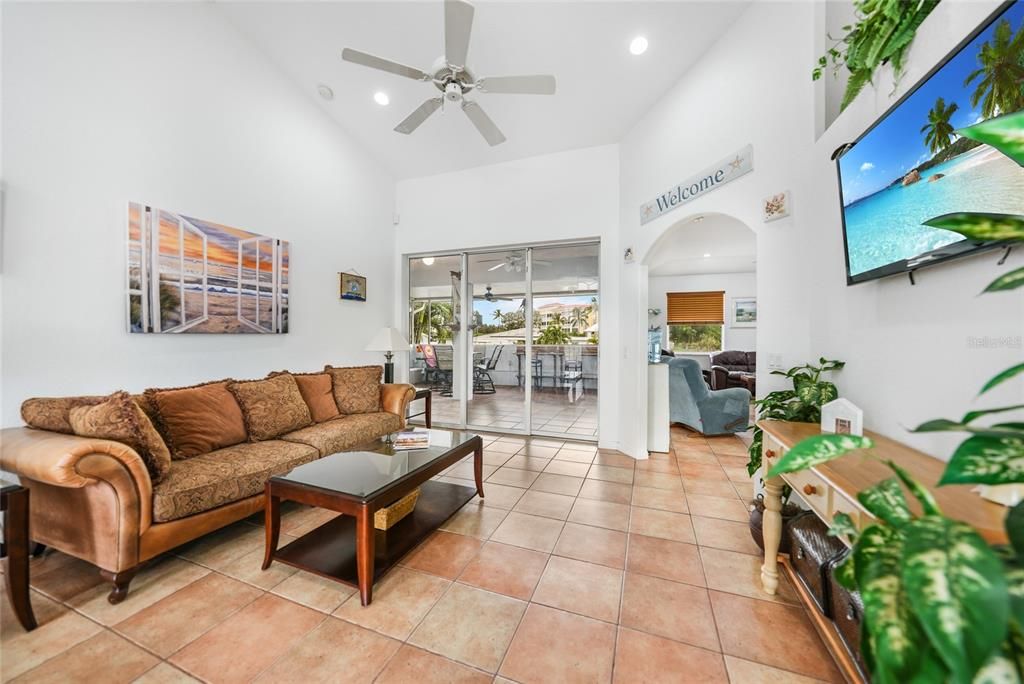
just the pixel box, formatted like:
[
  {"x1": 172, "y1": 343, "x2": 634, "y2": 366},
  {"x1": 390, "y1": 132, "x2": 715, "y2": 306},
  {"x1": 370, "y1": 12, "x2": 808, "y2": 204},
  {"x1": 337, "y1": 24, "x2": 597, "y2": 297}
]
[{"x1": 127, "y1": 203, "x2": 289, "y2": 333}]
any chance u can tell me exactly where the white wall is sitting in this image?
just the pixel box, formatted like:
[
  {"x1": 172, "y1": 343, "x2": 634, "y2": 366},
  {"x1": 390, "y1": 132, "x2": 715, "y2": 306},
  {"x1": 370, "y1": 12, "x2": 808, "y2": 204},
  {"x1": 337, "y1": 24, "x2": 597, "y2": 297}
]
[
  {"x1": 618, "y1": 0, "x2": 1023, "y2": 458},
  {"x1": 648, "y1": 272, "x2": 758, "y2": 353},
  {"x1": 1, "y1": 3, "x2": 397, "y2": 426},
  {"x1": 394, "y1": 145, "x2": 622, "y2": 449}
]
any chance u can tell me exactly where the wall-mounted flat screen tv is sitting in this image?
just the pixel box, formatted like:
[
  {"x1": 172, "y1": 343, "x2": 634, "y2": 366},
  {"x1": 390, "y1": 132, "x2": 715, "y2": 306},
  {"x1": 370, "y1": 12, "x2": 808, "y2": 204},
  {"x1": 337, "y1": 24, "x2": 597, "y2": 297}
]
[{"x1": 837, "y1": 0, "x2": 1024, "y2": 285}]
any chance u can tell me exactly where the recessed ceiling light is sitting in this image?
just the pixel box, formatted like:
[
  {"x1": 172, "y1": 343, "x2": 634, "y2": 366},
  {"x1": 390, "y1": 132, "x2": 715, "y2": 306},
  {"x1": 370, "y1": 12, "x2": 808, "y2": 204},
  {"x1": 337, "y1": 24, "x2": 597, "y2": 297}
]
[
  {"x1": 374, "y1": 91, "x2": 390, "y2": 106},
  {"x1": 629, "y1": 36, "x2": 648, "y2": 56},
  {"x1": 317, "y1": 84, "x2": 334, "y2": 100},
  {"x1": 703, "y1": 253, "x2": 712, "y2": 258},
  {"x1": 421, "y1": 256, "x2": 435, "y2": 266},
  {"x1": 692, "y1": 215, "x2": 705, "y2": 223}
]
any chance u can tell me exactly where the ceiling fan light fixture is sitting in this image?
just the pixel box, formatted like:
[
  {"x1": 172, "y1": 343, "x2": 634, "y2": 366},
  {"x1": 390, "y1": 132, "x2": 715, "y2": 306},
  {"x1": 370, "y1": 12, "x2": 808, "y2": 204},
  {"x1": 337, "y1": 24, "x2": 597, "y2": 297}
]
[
  {"x1": 373, "y1": 91, "x2": 390, "y2": 106},
  {"x1": 629, "y1": 36, "x2": 648, "y2": 56}
]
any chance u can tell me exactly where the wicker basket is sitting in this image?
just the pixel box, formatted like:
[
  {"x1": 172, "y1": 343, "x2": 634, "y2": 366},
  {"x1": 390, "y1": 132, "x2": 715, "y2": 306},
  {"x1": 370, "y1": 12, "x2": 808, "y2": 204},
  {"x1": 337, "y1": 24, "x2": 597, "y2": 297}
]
[{"x1": 374, "y1": 488, "x2": 420, "y2": 531}]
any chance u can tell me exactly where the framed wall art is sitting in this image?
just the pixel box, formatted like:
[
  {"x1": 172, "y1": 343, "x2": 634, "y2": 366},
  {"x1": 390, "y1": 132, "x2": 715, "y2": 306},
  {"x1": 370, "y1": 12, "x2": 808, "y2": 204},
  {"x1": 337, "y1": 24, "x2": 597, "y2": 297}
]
[{"x1": 339, "y1": 272, "x2": 367, "y2": 302}]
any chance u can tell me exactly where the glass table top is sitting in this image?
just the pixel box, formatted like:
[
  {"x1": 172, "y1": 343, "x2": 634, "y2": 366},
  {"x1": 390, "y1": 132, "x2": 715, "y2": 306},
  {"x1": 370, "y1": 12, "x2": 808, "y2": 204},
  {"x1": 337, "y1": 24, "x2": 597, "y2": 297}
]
[{"x1": 272, "y1": 429, "x2": 479, "y2": 500}]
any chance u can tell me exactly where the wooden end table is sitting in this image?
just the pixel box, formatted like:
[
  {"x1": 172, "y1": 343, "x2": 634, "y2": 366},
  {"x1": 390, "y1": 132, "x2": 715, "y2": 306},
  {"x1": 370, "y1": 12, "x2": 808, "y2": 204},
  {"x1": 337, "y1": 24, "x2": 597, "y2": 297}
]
[
  {"x1": 262, "y1": 429, "x2": 483, "y2": 606},
  {"x1": 1, "y1": 481, "x2": 37, "y2": 631},
  {"x1": 406, "y1": 388, "x2": 432, "y2": 428}
]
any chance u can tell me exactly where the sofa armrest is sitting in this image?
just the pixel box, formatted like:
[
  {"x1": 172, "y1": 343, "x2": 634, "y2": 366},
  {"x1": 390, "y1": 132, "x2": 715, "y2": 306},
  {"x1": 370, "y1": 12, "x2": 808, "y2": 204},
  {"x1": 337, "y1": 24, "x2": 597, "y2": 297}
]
[
  {"x1": 0, "y1": 427, "x2": 153, "y2": 532},
  {"x1": 380, "y1": 384, "x2": 416, "y2": 428}
]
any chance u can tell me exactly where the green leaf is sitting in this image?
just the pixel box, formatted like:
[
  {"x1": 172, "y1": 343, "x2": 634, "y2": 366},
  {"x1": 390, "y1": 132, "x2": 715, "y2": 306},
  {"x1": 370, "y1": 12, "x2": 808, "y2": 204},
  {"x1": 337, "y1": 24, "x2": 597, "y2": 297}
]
[
  {"x1": 1005, "y1": 559, "x2": 1024, "y2": 629},
  {"x1": 767, "y1": 434, "x2": 874, "y2": 477},
  {"x1": 984, "y1": 266, "x2": 1024, "y2": 293},
  {"x1": 858, "y1": 478, "x2": 914, "y2": 528},
  {"x1": 957, "y1": 110, "x2": 1024, "y2": 167},
  {"x1": 832, "y1": 549, "x2": 857, "y2": 590},
  {"x1": 973, "y1": 621, "x2": 1024, "y2": 684},
  {"x1": 1006, "y1": 501, "x2": 1024, "y2": 558},
  {"x1": 923, "y1": 212, "x2": 1024, "y2": 242},
  {"x1": 830, "y1": 511, "x2": 860, "y2": 540},
  {"x1": 913, "y1": 419, "x2": 1023, "y2": 438},
  {"x1": 902, "y1": 517, "x2": 1009, "y2": 683},
  {"x1": 887, "y1": 460, "x2": 943, "y2": 516},
  {"x1": 855, "y1": 525, "x2": 929, "y2": 680},
  {"x1": 981, "y1": 364, "x2": 1024, "y2": 395},
  {"x1": 939, "y1": 434, "x2": 1024, "y2": 486},
  {"x1": 964, "y1": 405, "x2": 1024, "y2": 424}
]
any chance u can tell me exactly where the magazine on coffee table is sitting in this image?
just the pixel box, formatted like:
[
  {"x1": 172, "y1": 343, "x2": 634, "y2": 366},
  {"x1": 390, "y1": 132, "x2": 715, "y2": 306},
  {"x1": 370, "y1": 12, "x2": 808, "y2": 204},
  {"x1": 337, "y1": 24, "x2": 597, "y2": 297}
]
[{"x1": 393, "y1": 429, "x2": 430, "y2": 450}]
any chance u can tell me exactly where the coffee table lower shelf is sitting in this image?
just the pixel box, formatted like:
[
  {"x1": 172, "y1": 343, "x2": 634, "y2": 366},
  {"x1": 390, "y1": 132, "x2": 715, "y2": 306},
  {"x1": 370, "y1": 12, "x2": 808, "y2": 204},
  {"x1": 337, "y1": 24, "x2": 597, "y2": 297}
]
[{"x1": 270, "y1": 480, "x2": 476, "y2": 587}]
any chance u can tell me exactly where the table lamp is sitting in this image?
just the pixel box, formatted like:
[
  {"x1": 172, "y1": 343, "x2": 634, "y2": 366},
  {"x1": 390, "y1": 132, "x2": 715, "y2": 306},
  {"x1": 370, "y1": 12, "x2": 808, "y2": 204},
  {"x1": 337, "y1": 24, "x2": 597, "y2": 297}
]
[{"x1": 365, "y1": 327, "x2": 409, "y2": 383}]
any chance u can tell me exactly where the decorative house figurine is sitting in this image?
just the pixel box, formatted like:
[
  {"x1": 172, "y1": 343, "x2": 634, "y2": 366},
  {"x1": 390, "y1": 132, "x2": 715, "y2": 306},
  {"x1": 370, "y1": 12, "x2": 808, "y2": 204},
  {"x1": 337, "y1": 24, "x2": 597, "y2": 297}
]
[{"x1": 820, "y1": 398, "x2": 863, "y2": 436}]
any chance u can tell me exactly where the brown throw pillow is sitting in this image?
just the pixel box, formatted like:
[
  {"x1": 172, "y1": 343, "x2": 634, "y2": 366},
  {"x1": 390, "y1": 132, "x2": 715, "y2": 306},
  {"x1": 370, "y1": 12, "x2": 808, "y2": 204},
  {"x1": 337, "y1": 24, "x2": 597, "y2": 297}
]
[
  {"x1": 228, "y1": 374, "x2": 312, "y2": 441},
  {"x1": 324, "y1": 365, "x2": 382, "y2": 415},
  {"x1": 21, "y1": 395, "x2": 106, "y2": 434},
  {"x1": 269, "y1": 371, "x2": 340, "y2": 423},
  {"x1": 145, "y1": 381, "x2": 248, "y2": 459},
  {"x1": 68, "y1": 392, "x2": 172, "y2": 484}
]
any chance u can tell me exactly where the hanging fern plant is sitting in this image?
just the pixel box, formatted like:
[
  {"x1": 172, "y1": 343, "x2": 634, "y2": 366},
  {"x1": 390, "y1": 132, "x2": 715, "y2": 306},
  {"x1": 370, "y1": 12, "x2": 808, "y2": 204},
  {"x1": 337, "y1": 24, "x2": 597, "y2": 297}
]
[{"x1": 814, "y1": 0, "x2": 942, "y2": 112}]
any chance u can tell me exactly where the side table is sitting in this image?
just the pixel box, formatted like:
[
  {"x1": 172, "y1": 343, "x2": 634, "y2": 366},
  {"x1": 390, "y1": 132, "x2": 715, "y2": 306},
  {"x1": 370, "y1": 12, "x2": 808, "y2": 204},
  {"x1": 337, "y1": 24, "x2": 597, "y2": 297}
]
[
  {"x1": 406, "y1": 388, "x2": 432, "y2": 428},
  {"x1": 1, "y1": 481, "x2": 37, "y2": 631}
]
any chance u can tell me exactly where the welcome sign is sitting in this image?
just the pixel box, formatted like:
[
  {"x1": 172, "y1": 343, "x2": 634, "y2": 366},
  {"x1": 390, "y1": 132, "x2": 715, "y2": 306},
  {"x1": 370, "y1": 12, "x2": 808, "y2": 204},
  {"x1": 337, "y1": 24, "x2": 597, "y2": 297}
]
[{"x1": 640, "y1": 145, "x2": 753, "y2": 225}]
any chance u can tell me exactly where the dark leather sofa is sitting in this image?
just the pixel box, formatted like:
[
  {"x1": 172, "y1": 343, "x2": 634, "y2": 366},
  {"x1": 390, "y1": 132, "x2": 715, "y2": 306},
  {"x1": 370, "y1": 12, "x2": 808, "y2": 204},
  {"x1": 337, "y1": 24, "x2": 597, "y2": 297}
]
[{"x1": 709, "y1": 350, "x2": 756, "y2": 393}]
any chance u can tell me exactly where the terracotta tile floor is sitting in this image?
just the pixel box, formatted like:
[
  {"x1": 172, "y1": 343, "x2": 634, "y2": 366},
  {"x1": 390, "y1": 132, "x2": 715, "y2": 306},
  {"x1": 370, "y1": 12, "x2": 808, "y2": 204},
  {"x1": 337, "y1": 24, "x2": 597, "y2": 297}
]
[{"x1": 0, "y1": 428, "x2": 841, "y2": 683}]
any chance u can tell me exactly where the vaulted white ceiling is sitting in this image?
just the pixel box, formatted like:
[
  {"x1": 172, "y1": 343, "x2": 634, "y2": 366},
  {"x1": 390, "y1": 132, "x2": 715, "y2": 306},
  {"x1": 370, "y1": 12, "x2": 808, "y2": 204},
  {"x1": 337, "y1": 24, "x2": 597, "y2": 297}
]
[{"x1": 220, "y1": 1, "x2": 749, "y2": 179}]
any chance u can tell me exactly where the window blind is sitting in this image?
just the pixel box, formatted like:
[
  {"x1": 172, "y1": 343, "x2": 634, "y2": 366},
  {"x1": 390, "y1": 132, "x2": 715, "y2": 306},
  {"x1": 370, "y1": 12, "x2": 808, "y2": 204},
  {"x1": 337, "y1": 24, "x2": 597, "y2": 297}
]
[{"x1": 666, "y1": 291, "x2": 725, "y2": 325}]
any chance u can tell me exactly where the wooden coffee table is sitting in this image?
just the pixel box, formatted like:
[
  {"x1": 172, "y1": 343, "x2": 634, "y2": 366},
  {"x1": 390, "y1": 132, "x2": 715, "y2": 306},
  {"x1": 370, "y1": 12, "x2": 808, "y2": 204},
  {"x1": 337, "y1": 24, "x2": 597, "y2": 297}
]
[{"x1": 262, "y1": 429, "x2": 483, "y2": 606}]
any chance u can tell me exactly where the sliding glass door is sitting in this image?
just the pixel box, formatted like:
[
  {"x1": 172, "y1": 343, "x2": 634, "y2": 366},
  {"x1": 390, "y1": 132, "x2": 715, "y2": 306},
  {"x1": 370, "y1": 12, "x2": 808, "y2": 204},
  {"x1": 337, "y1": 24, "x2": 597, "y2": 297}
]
[{"x1": 406, "y1": 241, "x2": 599, "y2": 441}]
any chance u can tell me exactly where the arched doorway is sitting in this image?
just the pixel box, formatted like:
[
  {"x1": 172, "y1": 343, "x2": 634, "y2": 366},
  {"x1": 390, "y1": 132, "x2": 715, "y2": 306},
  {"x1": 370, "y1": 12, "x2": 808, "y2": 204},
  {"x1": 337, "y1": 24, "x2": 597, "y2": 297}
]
[{"x1": 636, "y1": 211, "x2": 758, "y2": 455}]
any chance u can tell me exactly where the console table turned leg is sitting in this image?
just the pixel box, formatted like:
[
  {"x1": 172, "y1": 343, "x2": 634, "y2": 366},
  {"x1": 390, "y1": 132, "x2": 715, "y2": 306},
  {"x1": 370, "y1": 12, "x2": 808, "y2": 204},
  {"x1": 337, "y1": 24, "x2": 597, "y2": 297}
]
[
  {"x1": 760, "y1": 476, "x2": 783, "y2": 596},
  {"x1": 100, "y1": 567, "x2": 139, "y2": 605}
]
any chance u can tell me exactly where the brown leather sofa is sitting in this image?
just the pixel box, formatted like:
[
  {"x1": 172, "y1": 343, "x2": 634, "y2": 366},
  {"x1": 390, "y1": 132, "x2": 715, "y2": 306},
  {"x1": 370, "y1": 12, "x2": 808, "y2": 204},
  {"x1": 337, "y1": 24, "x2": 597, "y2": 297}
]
[
  {"x1": 0, "y1": 367, "x2": 414, "y2": 604},
  {"x1": 709, "y1": 350, "x2": 756, "y2": 393}
]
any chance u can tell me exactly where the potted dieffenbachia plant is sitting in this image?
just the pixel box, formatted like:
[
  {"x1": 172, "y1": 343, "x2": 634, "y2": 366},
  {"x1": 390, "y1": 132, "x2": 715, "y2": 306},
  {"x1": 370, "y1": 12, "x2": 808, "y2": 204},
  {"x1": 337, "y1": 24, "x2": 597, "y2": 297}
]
[{"x1": 767, "y1": 157, "x2": 1024, "y2": 681}]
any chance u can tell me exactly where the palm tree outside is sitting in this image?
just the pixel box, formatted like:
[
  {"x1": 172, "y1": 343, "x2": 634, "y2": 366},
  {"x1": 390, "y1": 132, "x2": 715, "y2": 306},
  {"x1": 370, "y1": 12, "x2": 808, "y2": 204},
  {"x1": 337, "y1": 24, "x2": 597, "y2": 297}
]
[
  {"x1": 920, "y1": 97, "x2": 960, "y2": 154},
  {"x1": 964, "y1": 18, "x2": 1024, "y2": 119}
]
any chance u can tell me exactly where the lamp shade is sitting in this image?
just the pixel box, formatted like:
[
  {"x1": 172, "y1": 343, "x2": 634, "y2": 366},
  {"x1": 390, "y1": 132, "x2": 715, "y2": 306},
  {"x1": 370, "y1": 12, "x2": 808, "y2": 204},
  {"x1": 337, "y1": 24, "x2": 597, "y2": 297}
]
[{"x1": 365, "y1": 327, "x2": 409, "y2": 353}]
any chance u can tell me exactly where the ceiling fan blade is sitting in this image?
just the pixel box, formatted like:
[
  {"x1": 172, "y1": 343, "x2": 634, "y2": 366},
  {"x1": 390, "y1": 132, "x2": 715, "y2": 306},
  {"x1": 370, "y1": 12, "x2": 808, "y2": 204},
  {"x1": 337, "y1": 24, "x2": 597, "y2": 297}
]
[
  {"x1": 445, "y1": 0, "x2": 474, "y2": 69},
  {"x1": 394, "y1": 98, "x2": 443, "y2": 135},
  {"x1": 462, "y1": 100, "x2": 506, "y2": 146},
  {"x1": 342, "y1": 48, "x2": 429, "y2": 81},
  {"x1": 476, "y1": 75, "x2": 556, "y2": 95},
  {"x1": 487, "y1": 263, "x2": 505, "y2": 271}
]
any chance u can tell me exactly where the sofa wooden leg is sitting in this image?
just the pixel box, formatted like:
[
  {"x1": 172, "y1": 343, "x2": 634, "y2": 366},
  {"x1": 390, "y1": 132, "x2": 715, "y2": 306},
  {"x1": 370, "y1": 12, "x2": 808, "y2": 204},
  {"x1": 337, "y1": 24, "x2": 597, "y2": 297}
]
[{"x1": 99, "y1": 567, "x2": 138, "y2": 605}]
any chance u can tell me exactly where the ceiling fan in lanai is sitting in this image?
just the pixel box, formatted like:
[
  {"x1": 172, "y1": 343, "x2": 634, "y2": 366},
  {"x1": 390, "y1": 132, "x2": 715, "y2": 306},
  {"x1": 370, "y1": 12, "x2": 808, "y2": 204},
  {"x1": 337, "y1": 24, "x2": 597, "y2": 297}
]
[{"x1": 341, "y1": 0, "x2": 557, "y2": 146}]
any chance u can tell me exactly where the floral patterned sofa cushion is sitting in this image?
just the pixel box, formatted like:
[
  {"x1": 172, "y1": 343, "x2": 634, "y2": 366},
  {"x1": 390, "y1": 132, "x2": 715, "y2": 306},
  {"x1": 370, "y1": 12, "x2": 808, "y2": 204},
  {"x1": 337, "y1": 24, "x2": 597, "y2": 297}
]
[
  {"x1": 228, "y1": 374, "x2": 312, "y2": 441},
  {"x1": 324, "y1": 365, "x2": 383, "y2": 415},
  {"x1": 152, "y1": 440, "x2": 319, "y2": 523},
  {"x1": 280, "y1": 412, "x2": 401, "y2": 456}
]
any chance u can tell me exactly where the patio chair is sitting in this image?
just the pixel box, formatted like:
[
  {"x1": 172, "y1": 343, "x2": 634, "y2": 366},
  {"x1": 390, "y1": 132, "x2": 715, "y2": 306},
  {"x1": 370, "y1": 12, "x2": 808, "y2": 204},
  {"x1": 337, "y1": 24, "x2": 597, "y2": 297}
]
[
  {"x1": 422, "y1": 344, "x2": 453, "y2": 397},
  {"x1": 434, "y1": 345, "x2": 455, "y2": 397},
  {"x1": 561, "y1": 345, "x2": 583, "y2": 394},
  {"x1": 474, "y1": 345, "x2": 501, "y2": 395}
]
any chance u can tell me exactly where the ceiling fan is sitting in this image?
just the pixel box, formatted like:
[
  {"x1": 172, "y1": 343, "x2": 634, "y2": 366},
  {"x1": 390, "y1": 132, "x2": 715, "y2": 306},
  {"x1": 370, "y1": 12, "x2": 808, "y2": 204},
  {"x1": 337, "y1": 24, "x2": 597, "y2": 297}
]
[
  {"x1": 474, "y1": 286, "x2": 515, "y2": 302},
  {"x1": 478, "y1": 254, "x2": 551, "y2": 272},
  {"x1": 341, "y1": 0, "x2": 556, "y2": 146}
]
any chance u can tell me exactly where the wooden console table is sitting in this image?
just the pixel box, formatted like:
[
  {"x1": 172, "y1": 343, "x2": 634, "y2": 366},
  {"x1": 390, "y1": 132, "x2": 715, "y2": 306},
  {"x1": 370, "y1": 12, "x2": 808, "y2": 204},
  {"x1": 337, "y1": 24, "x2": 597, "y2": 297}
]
[{"x1": 757, "y1": 420, "x2": 1007, "y2": 683}]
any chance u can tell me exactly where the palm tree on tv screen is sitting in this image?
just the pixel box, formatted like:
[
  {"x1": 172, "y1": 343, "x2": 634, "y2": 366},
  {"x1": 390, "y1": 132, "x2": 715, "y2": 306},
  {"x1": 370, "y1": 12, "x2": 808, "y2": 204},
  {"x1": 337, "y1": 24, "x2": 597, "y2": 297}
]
[
  {"x1": 920, "y1": 97, "x2": 960, "y2": 154},
  {"x1": 963, "y1": 18, "x2": 1024, "y2": 119}
]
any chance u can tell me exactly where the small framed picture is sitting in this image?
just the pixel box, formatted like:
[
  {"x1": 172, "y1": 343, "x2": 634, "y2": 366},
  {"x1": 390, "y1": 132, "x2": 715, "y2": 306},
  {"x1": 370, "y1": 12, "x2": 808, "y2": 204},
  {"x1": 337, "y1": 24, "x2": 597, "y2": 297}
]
[
  {"x1": 762, "y1": 190, "x2": 791, "y2": 222},
  {"x1": 339, "y1": 272, "x2": 367, "y2": 301},
  {"x1": 731, "y1": 297, "x2": 757, "y2": 328}
]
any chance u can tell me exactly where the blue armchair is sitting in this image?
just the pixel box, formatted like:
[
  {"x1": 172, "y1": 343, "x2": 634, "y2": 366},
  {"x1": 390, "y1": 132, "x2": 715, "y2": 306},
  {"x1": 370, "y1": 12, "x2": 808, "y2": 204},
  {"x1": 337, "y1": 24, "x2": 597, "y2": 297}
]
[{"x1": 667, "y1": 357, "x2": 750, "y2": 435}]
